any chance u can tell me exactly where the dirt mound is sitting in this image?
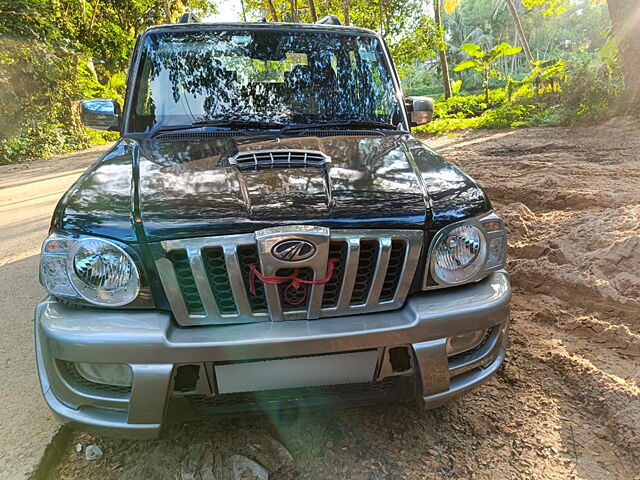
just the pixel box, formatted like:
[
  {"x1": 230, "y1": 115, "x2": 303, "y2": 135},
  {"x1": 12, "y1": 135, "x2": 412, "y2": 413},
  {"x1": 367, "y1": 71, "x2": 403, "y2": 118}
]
[
  {"x1": 431, "y1": 120, "x2": 640, "y2": 477},
  {"x1": 548, "y1": 351, "x2": 640, "y2": 458}
]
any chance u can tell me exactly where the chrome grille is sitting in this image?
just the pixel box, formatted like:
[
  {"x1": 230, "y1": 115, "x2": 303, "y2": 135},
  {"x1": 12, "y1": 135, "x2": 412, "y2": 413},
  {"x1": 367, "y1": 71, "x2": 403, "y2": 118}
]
[
  {"x1": 157, "y1": 228, "x2": 423, "y2": 326},
  {"x1": 229, "y1": 149, "x2": 330, "y2": 170}
]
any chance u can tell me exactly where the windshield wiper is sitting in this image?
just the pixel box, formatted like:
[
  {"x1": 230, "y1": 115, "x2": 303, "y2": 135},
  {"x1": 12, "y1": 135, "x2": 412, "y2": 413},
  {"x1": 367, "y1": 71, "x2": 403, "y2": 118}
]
[
  {"x1": 150, "y1": 119, "x2": 285, "y2": 137},
  {"x1": 279, "y1": 119, "x2": 400, "y2": 135}
]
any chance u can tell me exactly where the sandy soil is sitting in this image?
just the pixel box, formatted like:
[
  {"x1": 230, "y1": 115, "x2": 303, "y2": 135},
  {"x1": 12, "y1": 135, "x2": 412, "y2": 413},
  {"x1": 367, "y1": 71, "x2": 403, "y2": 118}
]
[{"x1": 44, "y1": 120, "x2": 639, "y2": 480}]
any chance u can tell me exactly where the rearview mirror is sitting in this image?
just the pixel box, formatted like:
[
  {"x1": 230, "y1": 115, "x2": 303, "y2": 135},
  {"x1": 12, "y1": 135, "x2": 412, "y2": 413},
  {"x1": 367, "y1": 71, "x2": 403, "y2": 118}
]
[
  {"x1": 405, "y1": 96, "x2": 434, "y2": 127},
  {"x1": 80, "y1": 99, "x2": 121, "y2": 131}
]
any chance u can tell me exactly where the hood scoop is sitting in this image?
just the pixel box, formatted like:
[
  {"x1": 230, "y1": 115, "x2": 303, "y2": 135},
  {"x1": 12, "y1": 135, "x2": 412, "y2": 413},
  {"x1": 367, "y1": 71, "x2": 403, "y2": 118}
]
[
  {"x1": 233, "y1": 150, "x2": 334, "y2": 219},
  {"x1": 230, "y1": 149, "x2": 330, "y2": 170}
]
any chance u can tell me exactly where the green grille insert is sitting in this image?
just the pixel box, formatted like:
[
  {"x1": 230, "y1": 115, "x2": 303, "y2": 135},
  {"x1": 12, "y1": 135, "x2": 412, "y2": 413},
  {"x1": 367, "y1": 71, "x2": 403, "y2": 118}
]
[
  {"x1": 350, "y1": 240, "x2": 378, "y2": 305},
  {"x1": 237, "y1": 245, "x2": 268, "y2": 313},
  {"x1": 380, "y1": 241, "x2": 406, "y2": 302},
  {"x1": 167, "y1": 249, "x2": 205, "y2": 315},
  {"x1": 322, "y1": 241, "x2": 347, "y2": 308},
  {"x1": 202, "y1": 247, "x2": 238, "y2": 315}
]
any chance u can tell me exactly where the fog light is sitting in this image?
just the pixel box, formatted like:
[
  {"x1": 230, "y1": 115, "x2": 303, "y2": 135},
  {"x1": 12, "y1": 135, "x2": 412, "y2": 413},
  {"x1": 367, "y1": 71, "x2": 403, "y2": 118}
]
[
  {"x1": 75, "y1": 362, "x2": 133, "y2": 387},
  {"x1": 446, "y1": 329, "x2": 488, "y2": 357}
]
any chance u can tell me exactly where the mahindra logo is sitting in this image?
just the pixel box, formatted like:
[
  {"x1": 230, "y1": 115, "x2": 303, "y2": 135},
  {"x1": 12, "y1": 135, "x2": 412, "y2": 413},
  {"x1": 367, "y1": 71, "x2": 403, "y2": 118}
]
[{"x1": 272, "y1": 239, "x2": 316, "y2": 262}]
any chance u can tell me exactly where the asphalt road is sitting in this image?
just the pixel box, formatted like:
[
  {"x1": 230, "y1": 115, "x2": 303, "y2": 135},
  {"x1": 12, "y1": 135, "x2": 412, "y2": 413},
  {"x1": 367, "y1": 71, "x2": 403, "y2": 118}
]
[{"x1": 0, "y1": 145, "x2": 111, "y2": 479}]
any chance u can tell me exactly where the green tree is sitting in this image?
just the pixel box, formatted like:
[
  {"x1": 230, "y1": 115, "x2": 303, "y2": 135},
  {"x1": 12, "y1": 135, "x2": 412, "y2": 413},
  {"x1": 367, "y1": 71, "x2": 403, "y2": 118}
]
[
  {"x1": 523, "y1": 0, "x2": 639, "y2": 110},
  {"x1": 447, "y1": 0, "x2": 534, "y2": 65},
  {"x1": 265, "y1": 0, "x2": 280, "y2": 21},
  {"x1": 342, "y1": 0, "x2": 350, "y2": 25},
  {"x1": 435, "y1": 0, "x2": 453, "y2": 98},
  {"x1": 243, "y1": 0, "x2": 441, "y2": 67},
  {"x1": 307, "y1": 0, "x2": 317, "y2": 21},
  {"x1": 500, "y1": 0, "x2": 534, "y2": 63},
  {"x1": 0, "y1": 0, "x2": 216, "y2": 164},
  {"x1": 454, "y1": 42, "x2": 522, "y2": 102}
]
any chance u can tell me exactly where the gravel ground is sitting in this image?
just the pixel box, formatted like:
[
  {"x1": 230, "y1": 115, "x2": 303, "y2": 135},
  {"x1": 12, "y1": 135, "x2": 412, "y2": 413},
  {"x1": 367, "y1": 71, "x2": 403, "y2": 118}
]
[{"x1": 42, "y1": 120, "x2": 640, "y2": 479}]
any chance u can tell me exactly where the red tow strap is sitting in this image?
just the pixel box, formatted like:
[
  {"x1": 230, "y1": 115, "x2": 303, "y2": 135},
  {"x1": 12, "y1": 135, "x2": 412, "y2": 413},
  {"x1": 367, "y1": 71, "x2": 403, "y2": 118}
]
[{"x1": 248, "y1": 258, "x2": 338, "y2": 306}]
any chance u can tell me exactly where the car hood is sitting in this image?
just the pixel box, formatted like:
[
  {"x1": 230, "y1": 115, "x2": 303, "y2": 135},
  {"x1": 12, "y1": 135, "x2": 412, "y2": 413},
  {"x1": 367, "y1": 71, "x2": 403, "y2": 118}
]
[{"x1": 55, "y1": 134, "x2": 489, "y2": 242}]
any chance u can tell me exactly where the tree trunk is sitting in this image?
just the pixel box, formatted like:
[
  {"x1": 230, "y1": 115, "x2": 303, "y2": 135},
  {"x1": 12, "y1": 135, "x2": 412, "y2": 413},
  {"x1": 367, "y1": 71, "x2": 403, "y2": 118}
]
[
  {"x1": 342, "y1": 0, "x2": 350, "y2": 25},
  {"x1": 308, "y1": 0, "x2": 317, "y2": 22},
  {"x1": 290, "y1": 0, "x2": 299, "y2": 22},
  {"x1": 434, "y1": 0, "x2": 452, "y2": 99},
  {"x1": 504, "y1": 0, "x2": 534, "y2": 65},
  {"x1": 607, "y1": 0, "x2": 640, "y2": 110},
  {"x1": 162, "y1": 0, "x2": 171, "y2": 23},
  {"x1": 265, "y1": 0, "x2": 279, "y2": 21}
]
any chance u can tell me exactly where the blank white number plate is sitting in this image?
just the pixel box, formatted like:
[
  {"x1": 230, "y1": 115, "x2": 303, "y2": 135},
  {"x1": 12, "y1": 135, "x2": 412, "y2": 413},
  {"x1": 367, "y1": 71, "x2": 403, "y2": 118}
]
[{"x1": 215, "y1": 350, "x2": 378, "y2": 394}]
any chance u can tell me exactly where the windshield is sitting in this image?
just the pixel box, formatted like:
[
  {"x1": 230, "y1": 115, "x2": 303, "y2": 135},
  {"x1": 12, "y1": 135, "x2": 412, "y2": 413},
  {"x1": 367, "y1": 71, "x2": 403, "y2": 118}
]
[{"x1": 128, "y1": 29, "x2": 404, "y2": 133}]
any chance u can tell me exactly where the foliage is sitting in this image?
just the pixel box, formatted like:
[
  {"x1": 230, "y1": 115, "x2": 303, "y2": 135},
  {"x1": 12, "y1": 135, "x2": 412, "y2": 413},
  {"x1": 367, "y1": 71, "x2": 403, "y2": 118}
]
[
  {"x1": 503, "y1": 59, "x2": 568, "y2": 100},
  {"x1": 404, "y1": 84, "x2": 446, "y2": 97},
  {"x1": 0, "y1": 0, "x2": 215, "y2": 165},
  {"x1": 433, "y1": 89, "x2": 508, "y2": 119},
  {"x1": 454, "y1": 42, "x2": 522, "y2": 101},
  {"x1": 416, "y1": 101, "x2": 534, "y2": 134},
  {"x1": 444, "y1": 0, "x2": 463, "y2": 14},
  {"x1": 243, "y1": 0, "x2": 442, "y2": 66},
  {"x1": 0, "y1": 35, "x2": 116, "y2": 163},
  {"x1": 418, "y1": 50, "x2": 625, "y2": 136},
  {"x1": 532, "y1": 57, "x2": 624, "y2": 124},
  {"x1": 0, "y1": 0, "x2": 632, "y2": 161},
  {"x1": 521, "y1": 0, "x2": 570, "y2": 16},
  {"x1": 450, "y1": 79, "x2": 463, "y2": 95}
]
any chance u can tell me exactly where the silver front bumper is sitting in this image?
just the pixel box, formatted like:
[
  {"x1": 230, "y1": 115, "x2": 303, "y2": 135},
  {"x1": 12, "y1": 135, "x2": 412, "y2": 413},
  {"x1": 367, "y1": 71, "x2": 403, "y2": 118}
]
[{"x1": 35, "y1": 271, "x2": 511, "y2": 439}]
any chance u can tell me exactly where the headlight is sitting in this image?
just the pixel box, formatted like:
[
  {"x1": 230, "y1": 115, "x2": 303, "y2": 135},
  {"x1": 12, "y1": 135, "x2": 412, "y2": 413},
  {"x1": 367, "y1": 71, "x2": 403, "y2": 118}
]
[
  {"x1": 425, "y1": 212, "x2": 507, "y2": 288},
  {"x1": 434, "y1": 225, "x2": 484, "y2": 283},
  {"x1": 68, "y1": 238, "x2": 140, "y2": 306},
  {"x1": 40, "y1": 235, "x2": 140, "y2": 306}
]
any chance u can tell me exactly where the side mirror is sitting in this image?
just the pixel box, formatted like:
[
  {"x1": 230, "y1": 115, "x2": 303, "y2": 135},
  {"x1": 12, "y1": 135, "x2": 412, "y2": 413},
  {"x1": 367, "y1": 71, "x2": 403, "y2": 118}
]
[
  {"x1": 405, "y1": 96, "x2": 434, "y2": 127},
  {"x1": 80, "y1": 99, "x2": 121, "y2": 131}
]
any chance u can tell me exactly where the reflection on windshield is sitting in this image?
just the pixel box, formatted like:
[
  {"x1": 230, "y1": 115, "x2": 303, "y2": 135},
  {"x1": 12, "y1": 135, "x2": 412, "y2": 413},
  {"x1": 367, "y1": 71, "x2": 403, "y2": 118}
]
[{"x1": 129, "y1": 30, "x2": 402, "y2": 132}]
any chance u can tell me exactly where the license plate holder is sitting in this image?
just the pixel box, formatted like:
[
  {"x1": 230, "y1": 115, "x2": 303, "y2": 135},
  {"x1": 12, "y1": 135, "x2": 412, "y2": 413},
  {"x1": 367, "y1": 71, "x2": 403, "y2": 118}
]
[{"x1": 214, "y1": 350, "x2": 378, "y2": 394}]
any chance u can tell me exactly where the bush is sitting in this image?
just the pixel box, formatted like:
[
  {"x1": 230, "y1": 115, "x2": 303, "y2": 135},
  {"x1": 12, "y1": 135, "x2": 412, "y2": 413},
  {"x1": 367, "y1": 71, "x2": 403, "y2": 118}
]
[
  {"x1": 404, "y1": 84, "x2": 446, "y2": 97},
  {"x1": 416, "y1": 54, "x2": 625, "y2": 136},
  {"x1": 434, "y1": 89, "x2": 508, "y2": 119},
  {"x1": 0, "y1": 122, "x2": 116, "y2": 165},
  {"x1": 0, "y1": 36, "x2": 122, "y2": 165},
  {"x1": 555, "y1": 60, "x2": 623, "y2": 122},
  {"x1": 417, "y1": 102, "x2": 535, "y2": 135}
]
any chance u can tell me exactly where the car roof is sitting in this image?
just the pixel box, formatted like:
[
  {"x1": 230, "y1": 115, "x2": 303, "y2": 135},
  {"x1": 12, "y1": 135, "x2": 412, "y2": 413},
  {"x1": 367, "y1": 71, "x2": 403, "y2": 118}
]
[{"x1": 144, "y1": 21, "x2": 378, "y2": 37}]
